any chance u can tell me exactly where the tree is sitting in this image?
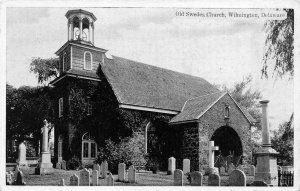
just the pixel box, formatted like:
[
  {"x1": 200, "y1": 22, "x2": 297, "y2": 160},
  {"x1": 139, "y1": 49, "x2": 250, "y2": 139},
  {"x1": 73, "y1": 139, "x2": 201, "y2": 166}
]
[
  {"x1": 6, "y1": 84, "x2": 55, "y2": 156},
  {"x1": 271, "y1": 114, "x2": 294, "y2": 166},
  {"x1": 262, "y1": 9, "x2": 294, "y2": 79},
  {"x1": 30, "y1": 57, "x2": 59, "y2": 84}
]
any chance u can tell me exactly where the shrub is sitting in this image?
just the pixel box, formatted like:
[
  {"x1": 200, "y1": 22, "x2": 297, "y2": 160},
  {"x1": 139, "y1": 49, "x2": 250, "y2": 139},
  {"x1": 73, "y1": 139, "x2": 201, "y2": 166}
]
[
  {"x1": 67, "y1": 156, "x2": 81, "y2": 170},
  {"x1": 96, "y1": 132, "x2": 146, "y2": 174}
]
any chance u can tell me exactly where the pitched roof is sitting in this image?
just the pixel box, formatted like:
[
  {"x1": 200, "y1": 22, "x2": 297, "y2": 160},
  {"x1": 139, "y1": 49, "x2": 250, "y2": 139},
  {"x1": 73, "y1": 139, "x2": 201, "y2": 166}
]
[
  {"x1": 170, "y1": 92, "x2": 256, "y2": 124},
  {"x1": 170, "y1": 92, "x2": 224, "y2": 123},
  {"x1": 100, "y1": 55, "x2": 220, "y2": 111}
]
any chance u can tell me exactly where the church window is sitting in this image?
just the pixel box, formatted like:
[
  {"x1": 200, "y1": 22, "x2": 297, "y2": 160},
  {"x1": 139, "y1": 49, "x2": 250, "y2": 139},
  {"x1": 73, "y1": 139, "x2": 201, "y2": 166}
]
[
  {"x1": 84, "y1": 51, "x2": 92, "y2": 70},
  {"x1": 58, "y1": 135, "x2": 63, "y2": 158},
  {"x1": 82, "y1": 132, "x2": 97, "y2": 161},
  {"x1": 59, "y1": 97, "x2": 63, "y2": 117},
  {"x1": 145, "y1": 122, "x2": 158, "y2": 154},
  {"x1": 225, "y1": 105, "x2": 230, "y2": 118}
]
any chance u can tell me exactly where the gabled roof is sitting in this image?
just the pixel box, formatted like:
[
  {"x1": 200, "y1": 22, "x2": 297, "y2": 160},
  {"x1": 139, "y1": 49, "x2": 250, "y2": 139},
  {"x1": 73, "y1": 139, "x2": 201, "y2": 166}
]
[
  {"x1": 100, "y1": 55, "x2": 220, "y2": 112},
  {"x1": 170, "y1": 92, "x2": 256, "y2": 124}
]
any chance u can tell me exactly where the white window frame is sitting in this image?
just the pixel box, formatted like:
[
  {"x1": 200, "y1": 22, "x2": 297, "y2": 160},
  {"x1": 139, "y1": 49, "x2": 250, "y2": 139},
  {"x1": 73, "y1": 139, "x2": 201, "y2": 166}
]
[
  {"x1": 59, "y1": 97, "x2": 63, "y2": 117},
  {"x1": 84, "y1": 51, "x2": 93, "y2": 70},
  {"x1": 81, "y1": 132, "x2": 97, "y2": 160}
]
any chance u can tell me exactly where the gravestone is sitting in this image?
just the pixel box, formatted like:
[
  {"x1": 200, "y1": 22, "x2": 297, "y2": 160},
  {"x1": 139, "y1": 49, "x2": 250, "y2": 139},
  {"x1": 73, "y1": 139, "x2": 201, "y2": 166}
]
[
  {"x1": 208, "y1": 173, "x2": 220, "y2": 186},
  {"x1": 17, "y1": 142, "x2": 27, "y2": 166},
  {"x1": 190, "y1": 171, "x2": 203, "y2": 186},
  {"x1": 228, "y1": 163, "x2": 235, "y2": 174},
  {"x1": 249, "y1": 165, "x2": 255, "y2": 176},
  {"x1": 79, "y1": 168, "x2": 90, "y2": 186},
  {"x1": 61, "y1": 160, "x2": 66, "y2": 170},
  {"x1": 38, "y1": 120, "x2": 53, "y2": 173},
  {"x1": 229, "y1": 169, "x2": 246, "y2": 186},
  {"x1": 183, "y1": 159, "x2": 190, "y2": 174},
  {"x1": 128, "y1": 165, "x2": 136, "y2": 183},
  {"x1": 174, "y1": 169, "x2": 183, "y2": 186},
  {"x1": 56, "y1": 162, "x2": 62, "y2": 169},
  {"x1": 58, "y1": 178, "x2": 65, "y2": 186},
  {"x1": 101, "y1": 161, "x2": 108, "y2": 178},
  {"x1": 118, "y1": 163, "x2": 126, "y2": 182},
  {"x1": 6, "y1": 172, "x2": 12, "y2": 185},
  {"x1": 70, "y1": 174, "x2": 79, "y2": 186},
  {"x1": 168, "y1": 157, "x2": 176, "y2": 175},
  {"x1": 9, "y1": 171, "x2": 15, "y2": 184},
  {"x1": 250, "y1": 180, "x2": 268, "y2": 186},
  {"x1": 89, "y1": 168, "x2": 92, "y2": 176},
  {"x1": 220, "y1": 167, "x2": 226, "y2": 175},
  {"x1": 15, "y1": 170, "x2": 26, "y2": 185},
  {"x1": 92, "y1": 170, "x2": 98, "y2": 186},
  {"x1": 106, "y1": 172, "x2": 114, "y2": 186}
]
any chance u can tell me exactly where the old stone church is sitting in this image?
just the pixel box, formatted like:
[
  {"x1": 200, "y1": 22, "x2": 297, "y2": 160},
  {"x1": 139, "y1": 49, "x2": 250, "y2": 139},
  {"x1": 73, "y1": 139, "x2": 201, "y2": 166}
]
[{"x1": 50, "y1": 9, "x2": 255, "y2": 171}]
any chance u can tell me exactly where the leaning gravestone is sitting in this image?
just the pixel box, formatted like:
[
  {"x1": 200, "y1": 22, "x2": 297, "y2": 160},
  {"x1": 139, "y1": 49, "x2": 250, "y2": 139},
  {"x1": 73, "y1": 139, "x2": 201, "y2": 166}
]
[
  {"x1": 229, "y1": 169, "x2": 246, "y2": 186},
  {"x1": 15, "y1": 170, "x2": 26, "y2": 185},
  {"x1": 17, "y1": 142, "x2": 27, "y2": 166},
  {"x1": 183, "y1": 159, "x2": 190, "y2": 174},
  {"x1": 190, "y1": 171, "x2": 203, "y2": 186},
  {"x1": 118, "y1": 163, "x2": 126, "y2": 182},
  {"x1": 168, "y1": 157, "x2": 176, "y2": 175},
  {"x1": 58, "y1": 178, "x2": 65, "y2": 186},
  {"x1": 220, "y1": 167, "x2": 226, "y2": 175},
  {"x1": 174, "y1": 169, "x2": 183, "y2": 186},
  {"x1": 70, "y1": 174, "x2": 79, "y2": 186},
  {"x1": 208, "y1": 173, "x2": 220, "y2": 186},
  {"x1": 79, "y1": 168, "x2": 90, "y2": 186},
  {"x1": 228, "y1": 163, "x2": 235, "y2": 174},
  {"x1": 128, "y1": 165, "x2": 136, "y2": 183},
  {"x1": 101, "y1": 161, "x2": 108, "y2": 178},
  {"x1": 92, "y1": 170, "x2": 99, "y2": 186},
  {"x1": 249, "y1": 165, "x2": 255, "y2": 176},
  {"x1": 106, "y1": 172, "x2": 114, "y2": 186},
  {"x1": 61, "y1": 160, "x2": 66, "y2": 170}
]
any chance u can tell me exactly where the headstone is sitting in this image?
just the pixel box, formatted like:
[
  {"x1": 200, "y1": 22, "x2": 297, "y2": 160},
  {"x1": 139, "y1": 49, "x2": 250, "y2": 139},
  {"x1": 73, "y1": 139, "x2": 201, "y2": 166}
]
[
  {"x1": 15, "y1": 170, "x2": 26, "y2": 185},
  {"x1": 6, "y1": 172, "x2": 12, "y2": 185},
  {"x1": 95, "y1": 164, "x2": 101, "y2": 176},
  {"x1": 190, "y1": 171, "x2": 203, "y2": 186},
  {"x1": 128, "y1": 165, "x2": 136, "y2": 183},
  {"x1": 208, "y1": 173, "x2": 220, "y2": 186},
  {"x1": 229, "y1": 169, "x2": 246, "y2": 186},
  {"x1": 174, "y1": 169, "x2": 183, "y2": 186},
  {"x1": 9, "y1": 171, "x2": 15, "y2": 183},
  {"x1": 17, "y1": 142, "x2": 27, "y2": 166},
  {"x1": 38, "y1": 120, "x2": 53, "y2": 171},
  {"x1": 101, "y1": 161, "x2": 108, "y2": 178},
  {"x1": 250, "y1": 181, "x2": 268, "y2": 186},
  {"x1": 228, "y1": 163, "x2": 234, "y2": 174},
  {"x1": 249, "y1": 165, "x2": 255, "y2": 176},
  {"x1": 61, "y1": 160, "x2": 66, "y2": 170},
  {"x1": 79, "y1": 168, "x2": 90, "y2": 186},
  {"x1": 92, "y1": 170, "x2": 98, "y2": 186},
  {"x1": 70, "y1": 174, "x2": 79, "y2": 186},
  {"x1": 58, "y1": 178, "x2": 65, "y2": 186},
  {"x1": 56, "y1": 162, "x2": 62, "y2": 169},
  {"x1": 220, "y1": 167, "x2": 226, "y2": 175},
  {"x1": 183, "y1": 159, "x2": 190, "y2": 174},
  {"x1": 168, "y1": 157, "x2": 176, "y2": 175},
  {"x1": 106, "y1": 172, "x2": 114, "y2": 186},
  {"x1": 118, "y1": 163, "x2": 126, "y2": 182},
  {"x1": 89, "y1": 168, "x2": 92, "y2": 175}
]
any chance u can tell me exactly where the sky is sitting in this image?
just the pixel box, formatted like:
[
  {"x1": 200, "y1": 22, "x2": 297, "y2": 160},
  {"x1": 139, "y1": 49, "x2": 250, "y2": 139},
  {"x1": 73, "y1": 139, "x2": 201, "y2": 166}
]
[{"x1": 6, "y1": 7, "x2": 294, "y2": 130}]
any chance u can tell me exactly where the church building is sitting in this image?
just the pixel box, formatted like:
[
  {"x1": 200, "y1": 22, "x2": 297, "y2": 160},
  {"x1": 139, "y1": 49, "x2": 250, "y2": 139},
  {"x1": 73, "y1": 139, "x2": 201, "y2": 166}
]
[{"x1": 50, "y1": 9, "x2": 255, "y2": 171}]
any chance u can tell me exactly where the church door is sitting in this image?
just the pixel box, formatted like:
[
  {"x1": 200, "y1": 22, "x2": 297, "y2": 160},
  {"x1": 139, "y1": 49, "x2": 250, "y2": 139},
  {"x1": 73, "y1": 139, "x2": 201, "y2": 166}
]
[{"x1": 81, "y1": 132, "x2": 97, "y2": 166}]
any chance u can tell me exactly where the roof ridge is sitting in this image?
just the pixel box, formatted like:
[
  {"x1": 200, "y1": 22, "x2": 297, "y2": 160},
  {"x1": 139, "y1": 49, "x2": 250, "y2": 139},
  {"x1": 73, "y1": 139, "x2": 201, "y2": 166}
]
[{"x1": 111, "y1": 55, "x2": 212, "y2": 81}]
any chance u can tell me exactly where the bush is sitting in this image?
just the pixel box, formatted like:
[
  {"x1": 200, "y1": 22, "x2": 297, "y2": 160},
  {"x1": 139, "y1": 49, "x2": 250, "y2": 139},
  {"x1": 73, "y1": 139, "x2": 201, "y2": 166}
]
[
  {"x1": 96, "y1": 132, "x2": 146, "y2": 174},
  {"x1": 67, "y1": 156, "x2": 81, "y2": 170}
]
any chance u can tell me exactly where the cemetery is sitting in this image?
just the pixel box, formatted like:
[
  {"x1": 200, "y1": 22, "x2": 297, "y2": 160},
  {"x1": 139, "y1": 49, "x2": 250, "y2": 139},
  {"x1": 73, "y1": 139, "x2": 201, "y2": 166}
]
[{"x1": 5, "y1": 8, "x2": 294, "y2": 188}]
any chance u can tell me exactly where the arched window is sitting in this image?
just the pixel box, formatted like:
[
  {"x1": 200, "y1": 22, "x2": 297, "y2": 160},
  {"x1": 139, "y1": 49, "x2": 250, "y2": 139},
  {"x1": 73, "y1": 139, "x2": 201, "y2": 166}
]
[
  {"x1": 84, "y1": 51, "x2": 92, "y2": 70},
  {"x1": 81, "y1": 132, "x2": 97, "y2": 165},
  {"x1": 145, "y1": 122, "x2": 158, "y2": 154}
]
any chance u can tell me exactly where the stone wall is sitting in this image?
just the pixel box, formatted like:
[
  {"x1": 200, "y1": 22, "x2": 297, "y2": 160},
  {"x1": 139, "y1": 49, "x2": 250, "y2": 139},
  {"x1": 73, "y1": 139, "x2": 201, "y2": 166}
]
[{"x1": 198, "y1": 93, "x2": 252, "y2": 167}]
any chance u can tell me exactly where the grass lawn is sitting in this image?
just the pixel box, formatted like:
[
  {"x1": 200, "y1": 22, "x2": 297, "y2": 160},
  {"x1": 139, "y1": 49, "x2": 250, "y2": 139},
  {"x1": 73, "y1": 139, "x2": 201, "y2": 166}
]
[{"x1": 6, "y1": 167, "x2": 254, "y2": 186}]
